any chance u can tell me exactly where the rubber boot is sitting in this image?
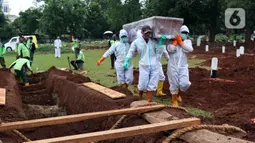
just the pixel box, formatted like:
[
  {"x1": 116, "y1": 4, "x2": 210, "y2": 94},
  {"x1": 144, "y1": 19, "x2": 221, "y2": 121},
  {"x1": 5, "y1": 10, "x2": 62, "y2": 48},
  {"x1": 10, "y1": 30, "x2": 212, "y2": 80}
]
[
  {"x1": 18, "y1": 78, "x2": 23, "y2": 84},
  {"x1": 146, "y1": 91, "x2": 152, "y2": 103},
  {"x1": 177, "y1": 90, "x2": 183, "y2": 102},
  {"x1": 138, "y1": 91, "x2": 143, "y2": 99},
  {"x1": 133, "y1": 85, "x2": 138, "y2": 93},
  {"x1": 171, "y1": 94, "x2": 179, "y2": 107},
  {"x1": 120, "y1": 84, "x2": 126, "y2": 88},
  {"x1": 25, "y1": 83, "x2": 30, "y2": 87},
  {"x1": 156, "y1": 81, "x2": 166, "y2": 96}
]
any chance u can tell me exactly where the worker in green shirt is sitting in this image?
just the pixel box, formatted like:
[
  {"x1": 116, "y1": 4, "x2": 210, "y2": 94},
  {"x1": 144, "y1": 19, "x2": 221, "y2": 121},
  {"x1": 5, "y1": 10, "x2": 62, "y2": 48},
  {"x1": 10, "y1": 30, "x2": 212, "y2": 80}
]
[
  {"x1": 70, "y1": 48, "x2": 85, "y2": 70},
  {"x1": 17, "y1": 37, "x2": 30, "y2": 60},
  {"x1": 9, "y1": 58, "x2": 33, "y2": 86},
  {"x1": 26, "y1": 37, "x2": 31, "y2": 49},
  {"x1": 0, "y1": 40, "x2": 6, "y2": 68}
]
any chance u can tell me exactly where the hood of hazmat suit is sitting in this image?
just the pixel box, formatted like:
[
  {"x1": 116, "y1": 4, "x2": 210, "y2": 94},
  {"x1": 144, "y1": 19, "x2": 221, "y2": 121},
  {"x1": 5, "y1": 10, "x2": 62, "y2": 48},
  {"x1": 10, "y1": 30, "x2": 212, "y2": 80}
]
[
  {"x1": 180, "y1": 25, "x2": 190, "y2": 33},
  {"x1": 167, "y1": 25, "x2": 193, "y2": 95},
  {"x1": 103, "y1": 29, "x2": 133, "y2": 70},
  {"x1": 136, "y1": 30, "x2": 143, "y2": 39}
]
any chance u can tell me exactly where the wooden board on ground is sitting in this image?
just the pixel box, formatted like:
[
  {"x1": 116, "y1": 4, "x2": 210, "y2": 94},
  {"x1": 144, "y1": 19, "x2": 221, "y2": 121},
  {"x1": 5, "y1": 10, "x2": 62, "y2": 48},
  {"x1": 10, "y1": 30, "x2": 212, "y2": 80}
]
[
  {"x1": 0, "y1": 88, "x2": 6, "y2": 105},
  {"x1": 131, "y1": 101, "x2": 250, "y2": 143},
  {"x1": 25, "y1": 118, "x2": 200, "y2": 143},
  {"x1": 83, "y1": 82, "x2": 126, "y2": 99},
  {"x1": 0, "y1": 105, "x2": 165, "y2": 131},
  {"x1": 72, "y1": 70, "x2": 87, "y2": 75}
]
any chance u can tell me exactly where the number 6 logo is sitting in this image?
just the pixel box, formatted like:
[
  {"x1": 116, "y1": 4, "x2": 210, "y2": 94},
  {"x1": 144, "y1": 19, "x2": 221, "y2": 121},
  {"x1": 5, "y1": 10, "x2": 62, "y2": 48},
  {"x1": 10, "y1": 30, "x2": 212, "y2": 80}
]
[{"x1": 225, "y1": 8, "x2": 245, "y2": 29}]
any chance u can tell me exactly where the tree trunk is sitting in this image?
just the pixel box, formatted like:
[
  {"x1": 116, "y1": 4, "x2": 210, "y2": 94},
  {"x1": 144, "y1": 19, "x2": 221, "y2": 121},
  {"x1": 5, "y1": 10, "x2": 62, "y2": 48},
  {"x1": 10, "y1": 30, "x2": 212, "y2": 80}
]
[{"x1": 209, "y1": 0, "x2": 219, "y2": 43}]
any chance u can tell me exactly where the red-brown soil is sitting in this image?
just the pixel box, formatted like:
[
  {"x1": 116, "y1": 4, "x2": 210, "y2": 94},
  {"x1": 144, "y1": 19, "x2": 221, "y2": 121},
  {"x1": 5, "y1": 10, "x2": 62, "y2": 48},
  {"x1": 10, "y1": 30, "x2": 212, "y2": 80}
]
[
  {"x1": 133, "y1": 45, "x2": 255, "y2": 141},
  {"x1": 0, "y1": 67, "x2": 178, "y2": 143}
]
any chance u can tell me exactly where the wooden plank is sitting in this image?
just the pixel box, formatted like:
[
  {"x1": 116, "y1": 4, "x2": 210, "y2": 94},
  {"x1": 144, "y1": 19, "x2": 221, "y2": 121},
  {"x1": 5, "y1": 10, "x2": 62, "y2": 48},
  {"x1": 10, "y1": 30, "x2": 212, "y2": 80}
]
[
  {"x1": 83, "y1": 82, "x2": 126, "y2": 99},
  {"x1": 72, "y1": 70, "x2": 87, "y2": 75},
  {"x1": 0, "y1": 105, "x2": 165, "y2": 131},
  {"x1": 131, "y1": 101, "x2": 249, "y2": 143},
  {"x1": 0, "y1": 88, "x2": 6, "y2": 105},
  {"x1": 25, "y1": 118, "x2": 201, "y2": 143}
]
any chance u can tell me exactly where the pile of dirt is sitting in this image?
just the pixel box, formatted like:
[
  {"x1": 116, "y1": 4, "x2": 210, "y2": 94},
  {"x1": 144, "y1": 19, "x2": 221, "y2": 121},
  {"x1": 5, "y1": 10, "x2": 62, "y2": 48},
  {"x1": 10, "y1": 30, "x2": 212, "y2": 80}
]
[
  {"x1": 0, "y1": 69, "x2": 26, "y2": 122},
  {"x1": 110, "y1": 86, "x2": 134, "y2": 96},
  {"x1": 183, "y1": 66, "x2": 255, "y2": 141},
  {"x1": 19, "y1": 68, "x2": 173, "y2": 142},
  {"x1": 66, "y1": 74, "x2": 91, "y2": 83},
  {"x1": 133, "y1": 61, "x2": 255, "y2": 141}
]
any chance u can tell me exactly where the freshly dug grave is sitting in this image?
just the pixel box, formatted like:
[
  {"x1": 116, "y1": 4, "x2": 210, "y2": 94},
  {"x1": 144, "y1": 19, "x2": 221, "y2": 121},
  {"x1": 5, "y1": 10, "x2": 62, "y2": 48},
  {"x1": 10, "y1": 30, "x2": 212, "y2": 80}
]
[{"x1": 1, "y1": 67, "x2": 193, "y2": 143}]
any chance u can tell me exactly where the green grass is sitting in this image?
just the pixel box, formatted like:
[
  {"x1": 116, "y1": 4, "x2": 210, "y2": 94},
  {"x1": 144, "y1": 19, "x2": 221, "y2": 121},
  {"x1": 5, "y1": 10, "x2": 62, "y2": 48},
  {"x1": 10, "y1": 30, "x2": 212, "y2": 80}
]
[
  {"x1": 4, "y1": 49, "x2": 207, "y2": 87},
  {"x1": 187, "y1": 107, "x2": 213, "y2": 118}
]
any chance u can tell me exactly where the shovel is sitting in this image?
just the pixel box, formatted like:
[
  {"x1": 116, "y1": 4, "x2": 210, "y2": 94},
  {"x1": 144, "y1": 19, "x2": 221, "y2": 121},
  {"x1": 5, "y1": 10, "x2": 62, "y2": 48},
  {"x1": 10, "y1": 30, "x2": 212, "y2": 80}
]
[{"x1": 67, "y1": 56, "x2": 71, "y2": 70}]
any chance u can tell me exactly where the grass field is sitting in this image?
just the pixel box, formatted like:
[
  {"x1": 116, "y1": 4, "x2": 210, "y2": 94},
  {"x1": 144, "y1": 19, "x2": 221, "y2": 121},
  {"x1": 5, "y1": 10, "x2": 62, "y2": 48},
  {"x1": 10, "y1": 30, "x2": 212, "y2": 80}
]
[
  {"x1": 5, "y1": 49, "x2": 205, "y2": 87},
  {"x1": 4, "y1": 49, "x2": 211, "y2": 118}
]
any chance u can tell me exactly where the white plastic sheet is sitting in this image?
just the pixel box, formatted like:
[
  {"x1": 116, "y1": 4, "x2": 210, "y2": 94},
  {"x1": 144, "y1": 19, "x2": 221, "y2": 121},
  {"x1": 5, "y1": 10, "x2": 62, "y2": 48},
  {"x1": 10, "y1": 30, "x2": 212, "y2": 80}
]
[{"x1": 123, "y1": 16, "x2": 184, "y2": 42}]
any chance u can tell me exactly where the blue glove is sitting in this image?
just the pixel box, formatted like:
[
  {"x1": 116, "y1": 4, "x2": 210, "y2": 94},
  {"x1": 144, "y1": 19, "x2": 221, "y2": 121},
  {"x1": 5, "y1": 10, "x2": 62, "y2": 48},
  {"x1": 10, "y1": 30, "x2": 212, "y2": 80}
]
[
  {"x1": 124, "y1": 58, "x2": 130, "y2": 70},
  {"x1": 159, "y1": 34, "x2": 167, "y2": 46}
]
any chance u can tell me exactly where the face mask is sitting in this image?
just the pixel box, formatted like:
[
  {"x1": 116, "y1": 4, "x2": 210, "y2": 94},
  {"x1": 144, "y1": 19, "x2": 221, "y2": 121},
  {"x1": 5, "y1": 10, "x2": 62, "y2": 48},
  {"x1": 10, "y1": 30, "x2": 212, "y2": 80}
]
[
  {"x1": 181, "y1": 34, "x2": 188, "y2": 40},
  {"x1": 121, "y1": 37, "x2": 128, "y2": 43}
]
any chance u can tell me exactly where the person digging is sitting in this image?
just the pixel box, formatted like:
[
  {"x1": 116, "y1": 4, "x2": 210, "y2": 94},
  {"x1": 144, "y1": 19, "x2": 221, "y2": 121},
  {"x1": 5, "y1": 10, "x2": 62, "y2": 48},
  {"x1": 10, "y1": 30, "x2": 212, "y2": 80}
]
[
  {"x1": 70, "y1": 48, "x2": 85, "y2": 70},
  {"x1": 9, "y1": 58, "x2": 33, "y2": 86}
]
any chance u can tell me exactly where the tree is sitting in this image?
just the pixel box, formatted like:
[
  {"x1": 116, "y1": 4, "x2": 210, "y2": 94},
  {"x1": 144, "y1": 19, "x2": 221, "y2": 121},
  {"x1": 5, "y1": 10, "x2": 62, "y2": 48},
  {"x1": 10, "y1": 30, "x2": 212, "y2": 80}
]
[
  {"x1": 123, "y1": 0, "x2": 142, "y2": 23},
  {"x1": 143, "y1": 0, "x2": 222, "y2": 42},
  {"x1": 39, "y1": 0, "x2": 87, "y2": 38},
  {"x1": 85, "y1": 2, "x2": 109, "y2": 38},
  {"x1": 0, "y1": 11, "x2": 15, "y2": 41},
  {"x1": 12, "y1": 8, "x2": 42, "y2": 34}
]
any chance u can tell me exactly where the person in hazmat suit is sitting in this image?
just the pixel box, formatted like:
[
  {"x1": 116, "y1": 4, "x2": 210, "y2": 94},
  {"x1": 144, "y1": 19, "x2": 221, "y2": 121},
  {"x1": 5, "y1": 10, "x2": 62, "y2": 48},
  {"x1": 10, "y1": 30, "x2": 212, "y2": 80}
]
[
  {"x1": 156, "y1": 47, "x2": 169, "y2": 96},
  {"x1": 9, "y1": 58, "x2": 33, "y2": 86},
  {"x1": 97, "y1": 29, "x2": 133, "y2": 88},
  {"x1": 167, "y1": 25, "x2": 193, "y2": 107},
  {"x1": 124, "y1": 25, "x2": 164, "y2": 102}
]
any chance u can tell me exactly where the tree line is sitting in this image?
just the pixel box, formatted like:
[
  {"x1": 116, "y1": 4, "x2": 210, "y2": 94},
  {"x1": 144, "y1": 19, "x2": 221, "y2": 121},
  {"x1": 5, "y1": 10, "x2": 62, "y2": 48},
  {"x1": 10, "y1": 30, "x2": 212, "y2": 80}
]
[{"x1": 0, "y1": 0, "x2": 254, "y2": 42}]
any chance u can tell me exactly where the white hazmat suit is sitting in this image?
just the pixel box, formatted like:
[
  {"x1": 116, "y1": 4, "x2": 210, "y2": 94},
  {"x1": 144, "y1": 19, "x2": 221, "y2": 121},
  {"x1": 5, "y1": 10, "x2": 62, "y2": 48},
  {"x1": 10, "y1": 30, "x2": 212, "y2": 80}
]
[
  {"x1": 158, "y1": 47, "x2": 170, "y2": 81},
  {"x1": 167, "y1": 25, "x2": 193, "y2": 95},
  {"x1": 102, "y1": 29, "x2": 133, "y2": 85},
  {"x1": 126, "y1": 37, "x2": 164, "y2": 91}
]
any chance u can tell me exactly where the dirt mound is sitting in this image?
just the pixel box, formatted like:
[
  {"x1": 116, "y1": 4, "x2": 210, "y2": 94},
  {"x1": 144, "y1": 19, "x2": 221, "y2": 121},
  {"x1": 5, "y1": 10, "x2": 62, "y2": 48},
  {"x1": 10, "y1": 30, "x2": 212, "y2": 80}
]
[
  {"x1": 20, "y1": 68, "x2": 165, "y2": 142},
  {"x1": 133, "y1": 63, "x2": 255, "y2": 141},
  {"x1": 0, "y1": 69, "x2": 26, "y2": 122},
  {"x1": 110, "y1": 86, "x2": 134, "y2": 96},
  {"x1": 201, "y1": 55, "x2": 255, "y2": 68},
  {"x1": 66, "y1": 74, "x2": 91, "y2": 83}
]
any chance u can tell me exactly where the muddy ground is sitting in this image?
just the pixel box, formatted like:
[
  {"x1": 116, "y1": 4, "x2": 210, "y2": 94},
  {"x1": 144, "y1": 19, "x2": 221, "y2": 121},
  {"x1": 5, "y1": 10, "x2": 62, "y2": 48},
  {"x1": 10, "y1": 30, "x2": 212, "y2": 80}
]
[
  {"x1": 0, "y1": 67, "x2": 192, "y2": 143},
  {"x1": 133, "y1": 45, "x2": 255, "y2": 141},
  {"x1": 0, "y1": 42, "x2": 254, "y2": 142}
]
